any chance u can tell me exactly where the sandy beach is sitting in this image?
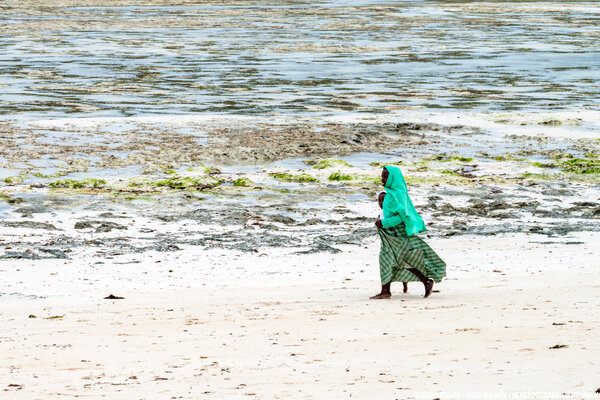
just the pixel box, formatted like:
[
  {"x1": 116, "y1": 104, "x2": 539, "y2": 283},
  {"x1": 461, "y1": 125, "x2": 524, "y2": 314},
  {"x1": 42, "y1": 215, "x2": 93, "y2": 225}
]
[
  {"x1": 2, "y1": 0, "x2": 600, "y2": 398},
  {"x1": 2, "y1": 232, "x2": 599, "y2": 399}
]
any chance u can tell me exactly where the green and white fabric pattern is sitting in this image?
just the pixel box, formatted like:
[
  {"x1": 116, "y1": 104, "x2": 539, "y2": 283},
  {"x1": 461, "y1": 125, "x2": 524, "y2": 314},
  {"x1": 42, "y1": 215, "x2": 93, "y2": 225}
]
[{"x1": 378, "y1": 224, "x2": 446, "y2": 285}]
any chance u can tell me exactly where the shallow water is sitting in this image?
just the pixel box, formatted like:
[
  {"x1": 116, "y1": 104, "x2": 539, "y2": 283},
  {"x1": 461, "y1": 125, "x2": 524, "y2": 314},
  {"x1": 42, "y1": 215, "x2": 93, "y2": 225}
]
[{"x1": 1, "y1": 1, "x2": 599, "y2": 120}]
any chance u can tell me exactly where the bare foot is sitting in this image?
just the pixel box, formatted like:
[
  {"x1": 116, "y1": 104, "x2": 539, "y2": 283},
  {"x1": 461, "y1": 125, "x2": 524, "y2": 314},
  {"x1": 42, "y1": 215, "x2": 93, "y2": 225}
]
[
  {"x1": 369, "y1": 293, "x2": 391, "y2": 299},
  {"x1": 403, "y1": 282, "x2": 408, "y2": 293},
  {"x1": 424, "y1": 279, "x2": 434, "y2": 298}
]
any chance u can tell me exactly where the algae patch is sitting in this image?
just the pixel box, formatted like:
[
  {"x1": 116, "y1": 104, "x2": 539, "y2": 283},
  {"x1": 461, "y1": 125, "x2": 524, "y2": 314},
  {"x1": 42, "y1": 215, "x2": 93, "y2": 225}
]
[
  {"x1": 232, "y1": 177, "x2": 253, "y2": 187},
  {"x1": 495, "y1": 155, "x2": 526, "y2": 162},
  {"x1": 559, "y1": 158, "x2": 600, "y2": 174},
  {"x1": 49, "y1": 179, "x2": 106, "y2": 189},
  {"x1": 369, "y1": 161, "x2": 405, "y2": 168},
  {"x1": 155, "y1": 176, "x2": 221, "y2": 190},
  {"x1": 328, "y1": 172, "x2": 353, "y2": 181},
  {"x1": 272, "y1": 173, "x2": 318, "y2": 183},
  {"x1": 307, "y1": 158, "x2": 353, "y2": 169}
]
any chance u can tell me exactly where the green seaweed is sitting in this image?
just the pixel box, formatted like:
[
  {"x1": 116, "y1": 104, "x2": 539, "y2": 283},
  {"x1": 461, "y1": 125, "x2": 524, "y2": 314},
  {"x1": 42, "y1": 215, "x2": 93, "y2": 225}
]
[
  {"x1": 539, "y1": 119, "x2": 562, "y2": 126},
  {"x1": 440, "y1": 169, "x2": 461, "y2": 176},
  {"x1": 495, "y1": 154, "x2": 526, "y2": 162},
  {"x1": 521, "y1": 173, "x2": 554, "y2": 180},
  {"x1": 450, "y1": 156, "x2": 474, "y2": 163},
  {"x1": 49, "y1": 178, "x2": 106, "y2": 189},
  {"x1": 232, "y1": 177, "x2": 253, "y2": 187},
  {"x1": 548, "y1": 153, "x2": 600, "y2": 174},
  {"x1": 424, "y1": 154, "x2": 474, "y2": 163},
  {"x1": 328, "y1": 172, "x2": 353, "y2": 181},
  {"x1": 550, "y1": 151, "x2": 573, "y2": 160},
  {"x1": 404, "y1": 175, "x2": 470, "y2": 185},
  {"x1": 530, "y1": 162, "x2": 557, "y2": 168},
  {"x1": 271, "y1": 173, "x2": 318, "y2": 183},
  {"x1": 31, "y1": 170, "x2": 69, "y2": 179},
  {"x1": 413, "y1": 161, "x2": 431, "y2": 172},
  {"x1": 307, "y1": 158, "x2": 353, "y2": 169},
  {"x1": 156, "y1": 176, "x2": 220, "y2": 190},
  {"x1": 359, "y1": 175, "x2": 380, "y2": 184},
  {"x1": 368, "y1": 161, "x2": 405, "y2": 168},
  {"x1": 559, "y1": 158, "x2": 600, "y2": 174},
  {"x1": 185, "y1": 165, "x2": 221, "y2": 175},
  {"x1": 2, "y1": 170, "x2": 30, "y2": 184},
  {"x1": 204, "y1": 166, "x2": 222, "y2": 175}
]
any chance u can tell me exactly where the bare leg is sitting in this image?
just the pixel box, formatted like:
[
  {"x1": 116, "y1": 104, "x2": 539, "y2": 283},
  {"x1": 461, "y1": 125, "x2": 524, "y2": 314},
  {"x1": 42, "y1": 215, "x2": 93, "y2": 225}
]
[
  {"x1": 370, "y1": 282, "x2": 391, "y2": 299},
  {"x1": 408, "y1": 268, "x2": 434, "y2": 298}
]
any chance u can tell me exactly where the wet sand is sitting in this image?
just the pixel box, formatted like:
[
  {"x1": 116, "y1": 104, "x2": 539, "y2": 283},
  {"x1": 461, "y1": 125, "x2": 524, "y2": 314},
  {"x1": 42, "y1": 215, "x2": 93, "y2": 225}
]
[{"x1": 2, "y1": 234, "x2": 599, "y2": 398}]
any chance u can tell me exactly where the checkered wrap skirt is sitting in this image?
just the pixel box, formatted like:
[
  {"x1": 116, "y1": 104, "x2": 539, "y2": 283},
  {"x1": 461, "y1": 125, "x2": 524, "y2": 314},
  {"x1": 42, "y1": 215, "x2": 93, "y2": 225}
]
[{"x1": 378, "y1": 224, "x2": 446, "y2": 285}]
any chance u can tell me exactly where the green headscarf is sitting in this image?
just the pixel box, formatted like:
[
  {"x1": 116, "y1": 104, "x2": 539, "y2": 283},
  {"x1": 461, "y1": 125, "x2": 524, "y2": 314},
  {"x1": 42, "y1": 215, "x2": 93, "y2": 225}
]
[{"x1": 383, "y1": 166, "x2": 426, "y2": 236}]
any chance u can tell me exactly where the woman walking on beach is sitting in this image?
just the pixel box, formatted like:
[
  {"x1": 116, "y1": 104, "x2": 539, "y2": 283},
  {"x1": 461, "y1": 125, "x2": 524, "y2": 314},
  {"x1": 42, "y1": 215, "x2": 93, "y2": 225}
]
[{"x1": 371, "y1": 166, "x2": 446, "y2": 299}]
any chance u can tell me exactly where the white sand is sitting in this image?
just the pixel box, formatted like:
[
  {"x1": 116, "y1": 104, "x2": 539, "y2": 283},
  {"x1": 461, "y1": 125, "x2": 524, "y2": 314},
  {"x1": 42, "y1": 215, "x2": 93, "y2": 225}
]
[{"x1": 2, "y1": 233, "x2": 599, "y2": 399}]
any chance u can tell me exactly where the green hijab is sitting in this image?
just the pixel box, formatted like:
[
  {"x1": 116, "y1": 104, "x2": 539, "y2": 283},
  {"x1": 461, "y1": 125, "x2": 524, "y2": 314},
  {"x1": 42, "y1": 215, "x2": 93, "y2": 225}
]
[{"x1": 383, "y1": 166, "x2": 426, "y2": 236}]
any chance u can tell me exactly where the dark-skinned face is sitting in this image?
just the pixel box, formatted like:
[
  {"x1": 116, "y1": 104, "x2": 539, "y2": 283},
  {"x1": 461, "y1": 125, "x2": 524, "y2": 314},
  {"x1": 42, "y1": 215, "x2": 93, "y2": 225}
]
[{"x1": 381, "y1": 168, "x2": 389, "y2": 186}]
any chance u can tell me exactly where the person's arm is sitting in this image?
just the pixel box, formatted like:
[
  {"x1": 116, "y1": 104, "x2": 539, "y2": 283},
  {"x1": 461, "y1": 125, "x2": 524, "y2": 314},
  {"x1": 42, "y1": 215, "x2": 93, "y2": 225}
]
[
  {"x1": 381, "y1": 214, "x2": 403, "y2": 228},
  {"x1": 379, "y1": 194, "x2": 407, "y2": 228}
]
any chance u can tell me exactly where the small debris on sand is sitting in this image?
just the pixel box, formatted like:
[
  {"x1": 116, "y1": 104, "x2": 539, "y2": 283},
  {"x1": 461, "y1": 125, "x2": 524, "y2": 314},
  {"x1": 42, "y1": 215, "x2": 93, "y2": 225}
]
[{"x1": 549, "y1": 344, "x2": 568, "y2": 349}]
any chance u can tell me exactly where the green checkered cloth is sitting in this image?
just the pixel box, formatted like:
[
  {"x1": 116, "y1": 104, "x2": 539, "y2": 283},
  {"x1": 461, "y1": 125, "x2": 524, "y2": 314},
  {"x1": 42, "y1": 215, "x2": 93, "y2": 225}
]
[{"x1": 378, "y1": 224, "x2": 446, "y2": 285}]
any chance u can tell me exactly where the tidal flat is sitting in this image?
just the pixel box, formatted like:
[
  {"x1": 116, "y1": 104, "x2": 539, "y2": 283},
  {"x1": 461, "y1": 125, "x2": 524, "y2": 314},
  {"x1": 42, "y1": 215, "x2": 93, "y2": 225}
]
[{"x1": 1, "y1": 113, "x2": 599, "y2": 260}]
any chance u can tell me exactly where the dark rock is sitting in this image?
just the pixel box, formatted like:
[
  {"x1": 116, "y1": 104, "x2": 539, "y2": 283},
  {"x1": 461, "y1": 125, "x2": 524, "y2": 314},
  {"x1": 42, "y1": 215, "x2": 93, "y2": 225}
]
[
  {"x1": 341, "y1": 133, "x2": 365, "y2": 144},
  {"x1": 2, "y1": 251, "x2": 41, "y2": 260},
  {"x1": 39, "y1": 248, "x2": 69, "y2": 259},
  {"x1": 1, "y1": 247, "x2": 69, "y2": 260},
  {"x1": 269, "y1": 214, "x2": 296, "y2": 225},
  {"x1": 487, "y1": 201, "x2": 510, "y2": 211},
  {"x1": 74, "y1": 220, "x2": 127, "y2": 232},
  {"x1": 153, "y1": 243, "x2": 181, "y2": 252},
  {"x1": 572, "y1": 201, "x2": 598, "y2": 208},
  {"x1": 155, "y1": 214, "x2": 179, "y2": 222},
  {"x1": 95, "y1": 222, "x2": 127, "y2": 233},
  {"x1": 296, "y1": 242, "x2": 342, "y2": 254},
  {"x1": 437, "y1": 203, "x2": 461, "y2": 214},
  {"x1": 2, "y1": 221, "x2": 58, "y2": 230},
  {"x1": 104, "y1": 294, "x2": 124, "y2": 300},
  {"x1": 298, "y1": 218, "x2": 324, "y2": 226},
  {"x1": 587, "y1": 206, "x2": 600, "y2": 218},
  {"x1": 6, "y1": 197, "x2": 24, "y2": 205},
  {"x1": 98, "y1": 212, "x2": 129, "y2": 219},
  {"x1": 15, "y1": 206, "x2": 49, "y2": 215},
  {"x1": 74, "y1": 221, "x2": 95, "y2": 229},
  {"x1": 516, "y1": 201, "x2": 540, "y2": 208},
  {"x1": 487, "y1": 210, "x2": 517, "y2": 219},
  {"x1": 541, "y1": 188, "x2": 574, "y2": 196}
]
